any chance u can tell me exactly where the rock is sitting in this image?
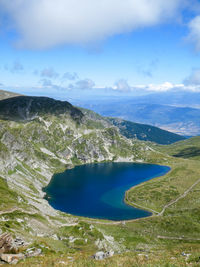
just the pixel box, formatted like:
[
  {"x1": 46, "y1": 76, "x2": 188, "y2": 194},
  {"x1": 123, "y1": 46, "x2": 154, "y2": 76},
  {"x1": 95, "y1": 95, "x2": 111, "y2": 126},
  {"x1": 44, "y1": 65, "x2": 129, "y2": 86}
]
[
  {"x1": 0, "y1": 233, "x2": 27, "y2": 255},
  {"x1": 92, "y1": 250, "x2": 114, "y2": 260},
  {"x1": 92, "y1": 251, "x2": 105, "y2": 260},
  {"x1": 0, "y1": 233, "x2": 15, "y2": 254},
  {"x1": 0, "y1": 253, "x2": 25, "y2": 264},
  {"x1": 13, "y1": 238, "x2": 25, "y2": 248},
  {"x1": 10, "y1": 259, "x2": 18, "y2": 265},
  {"x1": 25, "y1": 248, "x2": 42, "y2": 257},
  {"x1": 182, "y1": 252, "x2": 191, "y2": 257}
]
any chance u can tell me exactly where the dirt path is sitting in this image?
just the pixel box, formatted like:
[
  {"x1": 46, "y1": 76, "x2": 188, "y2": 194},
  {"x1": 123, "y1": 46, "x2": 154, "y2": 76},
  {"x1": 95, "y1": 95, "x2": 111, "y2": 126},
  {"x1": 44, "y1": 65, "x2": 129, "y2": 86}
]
[
  {"x1": 0, "y1": 207, "x2": 37, "y2": 216},
  {"x1": 0, "y1": 207, "x2": 19, "y2": 215},
  {"x1": 158, "y1": 178, "x2": 200, "y2": 216}
]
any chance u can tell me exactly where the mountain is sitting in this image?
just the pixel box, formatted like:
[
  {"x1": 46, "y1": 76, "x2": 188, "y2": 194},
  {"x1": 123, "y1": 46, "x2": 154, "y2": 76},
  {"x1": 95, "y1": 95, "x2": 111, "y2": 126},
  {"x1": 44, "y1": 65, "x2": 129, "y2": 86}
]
[
  {"x1": 0, "y1": 89, "x2": 21, "y2": 100},
  {"x1": 107, "y1": 117, "x2": 185, "y2": 144},
  {"x1": 79, "y1": 107, "x2": 185, "y2": 145},
  {"x1": 156, "y1": 136, "x2": 200, "y2": 160},
  {"x1": 131, "y1": 90, "x2": 200, "y2": 108},
  {"x1": 0, "y1": 96, "x2": 83, "y2": 122},
  {"x1": 1, "y1": 92, "x2": 200, "y2": 266},
  {"x1": 75, "y1": 100, "x2": 200, "y2": 136},
  {"x1": 0, "y1": 95, "x2": 161, "y2": 238}
]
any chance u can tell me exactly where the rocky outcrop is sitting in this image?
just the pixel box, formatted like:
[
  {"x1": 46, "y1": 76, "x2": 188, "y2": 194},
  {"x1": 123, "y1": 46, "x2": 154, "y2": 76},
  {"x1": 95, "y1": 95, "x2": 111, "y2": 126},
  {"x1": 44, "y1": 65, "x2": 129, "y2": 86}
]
[
  {"x1": 0, "y1": 96, "x2": 83, "y2": 122},
  {"x1": 0, "y1": 233, "x2": 42, "y2": 265},
  {"x1": 0, "y1": 233, "x2": 15, "y2": 254},
  {"x1": 0, "y1": 94, "x2": 160, "y2": 241},
  {"x1": 92, "y1": 250, "x2": 114, "y2": 260},
  {"x1": 0, "y1": 253, "x2": 25, "y2": 264}
]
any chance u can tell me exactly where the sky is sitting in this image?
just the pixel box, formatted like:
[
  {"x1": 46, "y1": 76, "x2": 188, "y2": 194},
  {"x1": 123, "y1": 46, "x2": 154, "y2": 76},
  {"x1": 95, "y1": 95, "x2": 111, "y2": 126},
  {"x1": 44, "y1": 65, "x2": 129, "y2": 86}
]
[{"x1": 1, "y1": 0, "x2": 200, "y2": 99}]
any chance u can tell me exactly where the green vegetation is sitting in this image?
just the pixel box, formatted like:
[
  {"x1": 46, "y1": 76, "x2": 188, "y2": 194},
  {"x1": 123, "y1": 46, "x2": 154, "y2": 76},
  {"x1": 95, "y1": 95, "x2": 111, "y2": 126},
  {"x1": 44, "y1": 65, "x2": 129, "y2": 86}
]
[
  {"x1": 109, "y1": 117, "x2": 185, "y2": 145},
  {"x1": 0, "y1": 94, "x2": 200, "y2": 266},
  {"x1": 0, "y1": 177, "x2": 19, "y2": 211},
  {"x1": 157, "y1": 136, "x2": 200, "y2": 160}
]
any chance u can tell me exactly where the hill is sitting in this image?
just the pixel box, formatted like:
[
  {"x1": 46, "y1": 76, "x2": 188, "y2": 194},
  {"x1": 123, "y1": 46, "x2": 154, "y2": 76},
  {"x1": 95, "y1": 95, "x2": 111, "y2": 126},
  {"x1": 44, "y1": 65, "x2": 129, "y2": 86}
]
[
  {"x1": 75, "y1": 99, "x2": 200, "y2": 136},
  {"x1": 79, "y1": 107, "x2": 185, "y2": 145},
  {"x1": 156, "y1": 136, "x2": 200, "y2": 160},
  {"x1": 0, "y1": 93, "x2": 200, "y2": 266},
  {"x1": 0, "y1": 89, "x2": 21, "y2": 100},
  {"x1": 108, "y1": 117, "x2": 185, "y2": 145}
]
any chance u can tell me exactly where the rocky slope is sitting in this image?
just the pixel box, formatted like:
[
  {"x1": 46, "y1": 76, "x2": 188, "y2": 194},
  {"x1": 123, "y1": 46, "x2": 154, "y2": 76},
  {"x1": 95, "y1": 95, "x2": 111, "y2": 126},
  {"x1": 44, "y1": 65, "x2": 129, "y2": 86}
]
[
  {"x1": 74, "y1": 95, "x2": 200, "y2": 136},
  {"x1": 1, "y1": 94, "x2": 200, "y2": 266},
  {"x1": 0, "y1": 89, "x2": 21, "y2": 100},
  {"x1": 107, "y1": 117, "x2": 185, "y2": 145},
  {"x1": 79, "y1": 107, "x2": 185, "y2": 145},
  {"x1": 0, "y1": 96, "x2": 161, "y2": 238}
]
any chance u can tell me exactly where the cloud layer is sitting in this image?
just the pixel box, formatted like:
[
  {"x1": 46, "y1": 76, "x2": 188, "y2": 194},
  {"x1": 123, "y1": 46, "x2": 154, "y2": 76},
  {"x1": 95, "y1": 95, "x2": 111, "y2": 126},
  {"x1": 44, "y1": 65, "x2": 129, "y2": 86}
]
[
  {"x1": 0, "y1": 0, "x2": 183, "y2": 49},
  {"x1": 187, "y1": 16, "x2": 200, "y2": 51}
]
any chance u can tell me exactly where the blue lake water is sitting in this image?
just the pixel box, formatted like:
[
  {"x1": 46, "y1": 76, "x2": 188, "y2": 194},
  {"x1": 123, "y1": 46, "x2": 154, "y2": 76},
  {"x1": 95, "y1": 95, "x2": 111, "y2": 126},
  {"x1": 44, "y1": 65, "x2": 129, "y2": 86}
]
[{"x1": 43, "y1": 162, "x2": 170, "y2": 221}]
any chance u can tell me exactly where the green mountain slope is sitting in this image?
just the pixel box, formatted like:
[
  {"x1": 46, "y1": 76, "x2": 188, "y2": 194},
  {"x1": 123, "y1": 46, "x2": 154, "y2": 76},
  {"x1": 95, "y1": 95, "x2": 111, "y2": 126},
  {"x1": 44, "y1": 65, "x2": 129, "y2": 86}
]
[
  {"x1": 0, "y1": 89, "x2": 21, "y2": 100},
  {"x1": 76, "y1": 100, "x2": 200, "y2": 136},
  {"x1": 0, "y1": 93, "x2": 200, "y2": 266},
  {"x1": 80, "y1": 107, "x2": 185, "y2": 145},
  {"x1": 108, "y1": 117, "x2": 185, "y2": 145},
  {"x1": 0, "y1": 96, "x2": 83, "y2": 122},
  {"x1": 156, "y1": 136, "x2": 200, "y2": 160}
]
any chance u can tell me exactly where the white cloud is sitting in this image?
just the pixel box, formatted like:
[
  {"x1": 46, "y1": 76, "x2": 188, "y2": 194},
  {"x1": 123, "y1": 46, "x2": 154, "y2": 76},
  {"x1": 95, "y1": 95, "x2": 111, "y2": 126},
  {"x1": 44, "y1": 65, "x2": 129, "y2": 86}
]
[
  {"x1": 75, "y1": 79, "x2": 95, "y2": 89},
  {"x1": 114, "y1": 79, "x2": 132, "y2": 92},
  {"x1": 184, "y1": 68, "x2": 200, "y2": 85},
  {"x1": 187, "y1": 16, "x2": 200, "y2": 51},
  {"x1": 110, "y1": 81, "x2": 194, "y2": 93},
  {"x1": 62, "y1": 72, "x2": 79, "y2": 81},
  {"x1": 0, "y1": 0, "x2": 183, "y2": 49},
  {"x1": 145, "y1": 82, "x2": 182, "y2": 92},
  {"x1": 41, "y1": 67, "x2": 58, "y2": 78},
  {"x1": 140, "y1": 82, "x2": 200, "y2": 92},
  {"x1": 40, "y1": 79, "x2": 53, "y2": 87},
  {"x1": 4, "y1": 60, "x2": 24, "y2": 73}
]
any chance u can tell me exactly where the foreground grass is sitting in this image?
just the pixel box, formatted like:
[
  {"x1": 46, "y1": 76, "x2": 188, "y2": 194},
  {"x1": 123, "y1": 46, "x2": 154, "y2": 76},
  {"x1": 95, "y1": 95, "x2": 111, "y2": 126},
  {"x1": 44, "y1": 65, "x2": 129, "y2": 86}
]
[{"x1": 14, "y1": 246, "x2": 200, "y2": 266}]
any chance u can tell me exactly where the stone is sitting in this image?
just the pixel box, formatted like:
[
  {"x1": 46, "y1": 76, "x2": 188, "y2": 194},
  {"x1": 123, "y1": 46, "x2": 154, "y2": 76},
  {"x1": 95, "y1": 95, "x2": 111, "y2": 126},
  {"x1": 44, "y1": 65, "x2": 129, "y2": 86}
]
[
  {"x1": 0, "y1": 233, "x2": 14, "y2": 254},
  {"x1": 92, "y1": 250, "x2": 114, "y2": 260},
  {"x1": 0, "y1": 253, "x2": 25, "y2": 264},
  {"x1": 93, "y1": 251, "x2": 105, "y2": 260},
  {"x1": 26, "y1": 248, "x2": 42, "y2": 257},
  {"x1": 13, "y1": 238, "x2": 25, "y2": 248}
]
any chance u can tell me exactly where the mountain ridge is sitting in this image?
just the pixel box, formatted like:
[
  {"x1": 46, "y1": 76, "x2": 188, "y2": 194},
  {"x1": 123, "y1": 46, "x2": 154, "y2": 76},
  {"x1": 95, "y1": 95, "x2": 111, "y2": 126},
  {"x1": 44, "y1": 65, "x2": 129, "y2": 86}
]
[{"x1": 0, "y1": 90, "x2": 200, "y2": 265}]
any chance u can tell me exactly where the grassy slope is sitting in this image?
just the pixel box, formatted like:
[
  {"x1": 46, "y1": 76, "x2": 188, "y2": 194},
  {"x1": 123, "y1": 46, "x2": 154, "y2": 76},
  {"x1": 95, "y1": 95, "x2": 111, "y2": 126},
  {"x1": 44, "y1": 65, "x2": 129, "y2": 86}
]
[
  {"x1": 80, "y1": 107, "x2": 186, "y2": 145},
  {"x1": 108, "y1": 117, "x2": 186, "y2": 145},
  {"x1": 0, "y1": 95, "x2": 200, "y2": 266},
  {"x1": 157, "y1": 136, "x2": 200, "y2": 160},
  {"x1": 0, "y1": 89, "x2": 21, "y2": 100},
  {"x1": 10, "y1": 138, "x2": 200, "y2": 266}
]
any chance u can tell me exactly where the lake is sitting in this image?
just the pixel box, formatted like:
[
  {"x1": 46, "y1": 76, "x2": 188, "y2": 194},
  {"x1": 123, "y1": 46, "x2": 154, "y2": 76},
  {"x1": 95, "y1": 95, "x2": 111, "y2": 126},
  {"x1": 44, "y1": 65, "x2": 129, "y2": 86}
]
[{"x1": 43, "y1": 162, "x2": 170, "y2": 221}]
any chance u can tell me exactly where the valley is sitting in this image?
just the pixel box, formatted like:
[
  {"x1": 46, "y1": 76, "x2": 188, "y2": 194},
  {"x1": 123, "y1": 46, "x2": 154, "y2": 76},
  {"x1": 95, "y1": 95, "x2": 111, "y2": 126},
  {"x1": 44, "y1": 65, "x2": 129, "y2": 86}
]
[
  {"x1": 0, "y1": 93, "x2": 200, "y2": 266},
  {"x1": 73, "y1": 96, "x2": 200, "y2": 136}
]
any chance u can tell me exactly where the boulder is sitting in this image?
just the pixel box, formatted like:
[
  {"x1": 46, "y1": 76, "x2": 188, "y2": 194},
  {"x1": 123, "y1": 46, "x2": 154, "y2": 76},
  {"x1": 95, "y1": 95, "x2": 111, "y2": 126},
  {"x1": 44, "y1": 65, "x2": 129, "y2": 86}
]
[
  {"x1": 92, "y1": 250, "x2": 114, "y2": 260},
  {"x1": 0, "y1": 233, "x2": 14, "y2": 254},
  {"x1": 0, "y1": 233, "x2": 26, "y2": 254},
  {"x1": 25, "y1": 248, "x2": 42, "y2": 257},
  {"x1": 0, "y1": 253, "x2": 25, "y2": 264}
]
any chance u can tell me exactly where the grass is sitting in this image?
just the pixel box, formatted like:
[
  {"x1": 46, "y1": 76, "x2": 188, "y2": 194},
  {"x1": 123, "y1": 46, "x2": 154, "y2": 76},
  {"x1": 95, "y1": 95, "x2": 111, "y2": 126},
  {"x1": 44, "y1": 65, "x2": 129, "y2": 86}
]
[
  {"x1": 1, "y1": 103, "x2": 200, "y2": 266},
  {"x1": 0, "y1": 176, "x2": 19, "y2": 211}
]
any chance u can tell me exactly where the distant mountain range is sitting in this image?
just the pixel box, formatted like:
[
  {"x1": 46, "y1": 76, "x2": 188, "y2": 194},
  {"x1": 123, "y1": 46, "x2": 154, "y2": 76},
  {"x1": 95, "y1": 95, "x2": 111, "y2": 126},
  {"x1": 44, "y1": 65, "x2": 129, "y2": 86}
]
[
  {"x1": 72, "y1": 92, "x2": 200, "y2": 136},
  {"x1": 0, "y1": 91, "x2": 185, "y2": 145}
]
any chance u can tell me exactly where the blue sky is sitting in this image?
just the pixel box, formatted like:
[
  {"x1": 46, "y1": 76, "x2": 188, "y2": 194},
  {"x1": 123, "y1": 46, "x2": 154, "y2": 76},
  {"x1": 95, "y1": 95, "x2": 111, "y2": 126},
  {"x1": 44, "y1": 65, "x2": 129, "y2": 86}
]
[{"x1": 1, "y1": 0, "x2": 200, "y2": 99}]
